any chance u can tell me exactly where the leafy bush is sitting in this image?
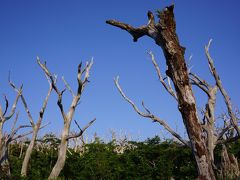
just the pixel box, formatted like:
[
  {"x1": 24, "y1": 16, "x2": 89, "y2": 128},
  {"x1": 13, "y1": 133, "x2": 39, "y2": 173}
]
[{"x1": 9, "y1": 136, "x2": 198, "y2": 179}]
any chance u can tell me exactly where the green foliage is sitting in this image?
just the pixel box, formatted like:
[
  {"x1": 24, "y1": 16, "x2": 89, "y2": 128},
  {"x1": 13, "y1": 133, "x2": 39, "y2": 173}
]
[{"x1": 9, "y1": 136, "x2": 198, "y2": 179}]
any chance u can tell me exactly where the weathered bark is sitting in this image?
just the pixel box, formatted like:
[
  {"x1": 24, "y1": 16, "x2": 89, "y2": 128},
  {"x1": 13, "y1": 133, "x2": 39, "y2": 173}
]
[
  {"x1": 49, "y1": 121, "x2": 70, "y2": 178},
  {"x1": 218, "y1": 145, "x2": 239, "y2": 179},
  {"x1": 20, "y1": 129, "x2": 38, "y2": 176},
  {"x1": 48, "y1": 96, "x2": 81, "y2": 178},
  {"x1": 190, "y1": 73, "x2": 218, "y2": 163},
  {"x1": 0, "y1": 123, "x2": 10, "y2": 179},
  {"x1": 107, "y1": 5, "x2": 216, "y2": 179},
  {"x1": 203, "y1": 87, "x2": 218, "y2": 163},
  {"x1": 0, "y1": 146, "x2": 10, "y2": 180}
]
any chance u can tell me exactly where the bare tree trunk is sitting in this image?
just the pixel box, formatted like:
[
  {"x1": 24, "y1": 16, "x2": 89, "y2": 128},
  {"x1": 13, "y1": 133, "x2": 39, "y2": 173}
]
[
  {"x1": 0, "y1": 131, "x2": 10, "y2": 179},
  {"x1": 0, "y1": 141, "x2": 10, "y2": 179},
  {"x1": 107, "y1": 5, "x2": 216, "y2": 179},
  {"x1": 218, "y1": 145, "x2": 239, "y2": 179},
  {"x1": 19, "y1": 141, "x2": 24, "y2": 158},
  {"x1": 48, "y1": 122, "x2": 70, "y2": 179},
  {"x1": 18, "y1": 79, "x2": 52, "y2": 177},
  {"x1": 20, "y1": 129, "x2": 37, "y2": 176}
]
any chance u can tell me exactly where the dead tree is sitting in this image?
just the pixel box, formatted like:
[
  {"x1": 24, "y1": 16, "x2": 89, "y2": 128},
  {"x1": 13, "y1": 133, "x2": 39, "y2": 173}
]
[
  {"x1": 0, "y1": 86, "x2": 35, "y2": 180},
  {"x1": 0, "y1": 113, "x2": 34, "y2": 178},
  {"x1": 9, "y1": 75, "x2": 53, "y2": 177},
  {"x1": 0, "y1": 84, "x2": 21, "y2": 177},
  {"x1": 38, "y1": 58, "x2": 96, "y2": 179},
  {"x1": 107, "y1": 5, "x2": 239, "y2": 179}
]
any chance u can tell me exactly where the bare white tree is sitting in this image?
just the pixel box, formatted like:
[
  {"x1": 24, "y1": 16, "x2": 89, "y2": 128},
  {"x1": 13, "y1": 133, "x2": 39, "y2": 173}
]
[{"x1": 38, "y1": 58, "x2": 96, "y2": 179}]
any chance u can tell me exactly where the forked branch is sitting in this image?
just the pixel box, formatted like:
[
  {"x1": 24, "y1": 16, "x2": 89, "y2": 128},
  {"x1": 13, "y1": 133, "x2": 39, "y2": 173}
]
[
  {"x1": 3, "y1": 77, "x2": 23, "y2": 121},
  {"x1": 8, "y1": 78, "x2": 35, "y2": 127},
  {"x1": 148, "y1": 51, "x2": 177, "y2": 100},
  {"x1": 106, "y1": 11, "x2": 157, "y2": 42},
  {"x1": 66, "y1": 118, "x2": 96, "y2": 140},
  {"x1": 205, "y1": 39, "x2": 240, "y2": 136},
  {"x1": 114, "y1": 76, "x2": 189, "y2": 147}
]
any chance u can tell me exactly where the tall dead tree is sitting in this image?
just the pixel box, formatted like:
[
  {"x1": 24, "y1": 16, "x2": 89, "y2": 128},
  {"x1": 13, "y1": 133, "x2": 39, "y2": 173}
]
[
  {"x1": 9, "y1": 75, "x2": 53, "y2": 177},
  {"x1": 38, "y1": 58, "x2": 96, "y2": 179},
  {"x1": 107, "y1": 5, "x2": 239, "y2": 179}
]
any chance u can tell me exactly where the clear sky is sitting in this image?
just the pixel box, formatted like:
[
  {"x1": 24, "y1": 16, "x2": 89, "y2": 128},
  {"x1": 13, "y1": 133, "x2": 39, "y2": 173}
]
[{"x1": 0, "y1": 0, "x2": 240, "y2": 141}]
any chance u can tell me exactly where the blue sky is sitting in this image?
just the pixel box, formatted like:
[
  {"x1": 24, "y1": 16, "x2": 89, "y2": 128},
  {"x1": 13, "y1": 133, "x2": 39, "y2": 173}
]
[{"x1": 0, "y1": 0, "x2": 240, "y2": 141}]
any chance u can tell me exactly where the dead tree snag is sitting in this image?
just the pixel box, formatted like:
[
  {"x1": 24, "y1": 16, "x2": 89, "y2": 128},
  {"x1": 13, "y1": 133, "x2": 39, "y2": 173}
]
[{"x1": 107, "y1": 5, "x2": 238, "y2": 179}]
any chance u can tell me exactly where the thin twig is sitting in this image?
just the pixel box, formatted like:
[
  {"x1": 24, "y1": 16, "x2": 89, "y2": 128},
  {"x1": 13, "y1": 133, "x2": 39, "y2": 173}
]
[{"x1": 62, "y1": 76, "x2": 75, "y2": 97}]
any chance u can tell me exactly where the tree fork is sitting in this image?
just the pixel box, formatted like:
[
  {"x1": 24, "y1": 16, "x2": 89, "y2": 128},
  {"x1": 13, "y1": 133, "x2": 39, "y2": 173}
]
[{"x1": 107, "y1": 5, "x2": 216, "y2": 179}]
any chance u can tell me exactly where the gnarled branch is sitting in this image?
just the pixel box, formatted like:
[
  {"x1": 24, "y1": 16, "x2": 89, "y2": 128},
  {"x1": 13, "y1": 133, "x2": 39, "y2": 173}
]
[{"x1": 114, "y1": 76, "x2": 189, "y2": 147}]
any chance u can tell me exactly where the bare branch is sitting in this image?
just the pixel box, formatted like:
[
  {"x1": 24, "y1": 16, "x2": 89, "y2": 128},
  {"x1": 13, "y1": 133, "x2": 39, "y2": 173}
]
[
  {"x1": 216, "y1": 111, "x2": 238, "y2": 143},
  {"x1": 20, "y1": 95, "x2": 35, "y2": 126},
  {"x1": 62, "y1": 76, "x2": 75, "y2": 97},
  {"x1": 205, "y1": 39, "x2": 240, "y2": 136},
  {"x1": 10, "y1": 112, "x2": 19, "y2": 135},
  {"x1": 8, "y1": 123, "x2": 32, "y2": 143},
  {"x1": 148, "y1": 51, "x2": 178, "y2": 100},
  {"x1": 187, "y1": 55, "x2": 194, "y2": 73},
  {"x1": 66, "y1": 118, "x2": 96, "y2": 140},
  {"x1": 142, "y1": 101, "x2": 151, "y2": 114},
  {"x1": 74, "y1": 119, "x2": 82, "y2": 131},
  {"x1": 36, "y1": 83, "x2": 53, "y2": 130},
  {"x1": 80, "y1": 59, "x2": 94, "y2": 93},
  {"x1": 106, "y1": 10, "x2": 159, "y2": 42},
  {"x1": 11, "y1": 122, "x2": 50, "y2": 142},
  {"x1": 190, "y1": 73, "x2": 210, "y2": 88},
  {"x1": 114, "y1": 76, "x2": 189, "y2": 147},
  {"x1": 37, "y1": 58, "x2": 67, "y2": 121},
  {"x1": 10, "y1": 130, "x2": 33, "y2": 142},
  {"x1": 2, "y1": 95, "x2": 8, "y2": 117},
  {"x1": 37, "y1": 58, "x2": 61, "y2": 95},
  {"x1": 8, "y1": 78, "x2": 35, "y2": 127},
  {"x1": 106, "y1": 20, "x2": 149, "y2": 42},
  {"x1": 190, "y1": 78, "x2": 209, "y2": 96},
  {"x1": 217, "y1": 124, "x2": 233, "y2": 142},
  {"x1": 189, "y1": 73, "x2": 211, "y2": 96},
  {"x1": 5, "y1": 77, "x2": 22, "y2": 121},
  {"x1": 217, "y1": 135, "x2": 240, "y2": 145},
  {"x1": 114, "y1": 76, "x2": 150, "y2": 118}
]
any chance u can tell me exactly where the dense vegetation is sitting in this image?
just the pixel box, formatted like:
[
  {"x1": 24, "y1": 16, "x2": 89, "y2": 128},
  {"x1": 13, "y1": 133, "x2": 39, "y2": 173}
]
[
  {"x1": 2, "y1": 135, "x2": 239, "y2": 179},
  {"x1": 8, "y1": 136, "x2": 197, "y2": 179}
]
